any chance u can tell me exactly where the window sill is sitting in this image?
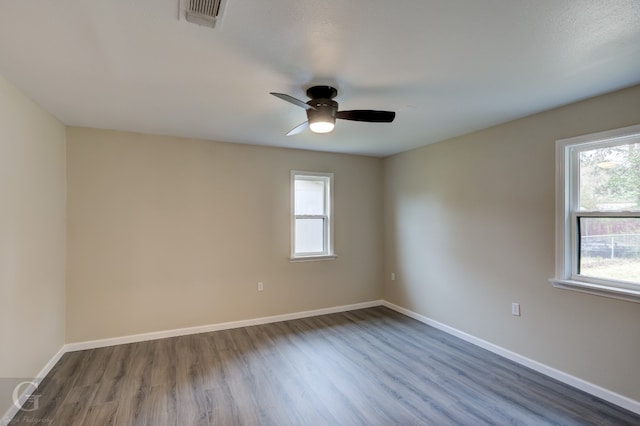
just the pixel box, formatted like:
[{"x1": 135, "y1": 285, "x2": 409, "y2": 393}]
[
  {"x1": 550, "y1": 278, "x2": 640, "y2": 303},
  {"x1": 289, "y1": 255, "x2": 337, "y2": 263}
]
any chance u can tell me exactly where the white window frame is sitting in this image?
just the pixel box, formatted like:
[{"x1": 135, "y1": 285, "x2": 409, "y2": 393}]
[
  {"x1": 290, "y1": 171, "x2": 336, "y2": 262},
  {"x1": 551, "y1": 124, "x2": 640, "y2": 303}
]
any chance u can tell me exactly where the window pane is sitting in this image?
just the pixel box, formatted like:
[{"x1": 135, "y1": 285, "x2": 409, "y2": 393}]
[
  {"x1": 295, "y1": 218, "x2": 325, "y2": 254},
  {"x1": 579, "y1": 142, "x2": 640, "y2": 211},
  {"x1": 295, "y1": 179, "x2": 325, "y2": 215},
  {"x1": 579, "y1": 217, "x2": 640, "y2": 283}
]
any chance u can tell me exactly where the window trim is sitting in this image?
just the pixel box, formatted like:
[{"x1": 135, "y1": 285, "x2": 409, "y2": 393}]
[
  {"x1": 290, "y1": 171, "x2": 336, "y2": 262},
  {"x1": 550, "y1": 124, "x2": 640, "y2": 303}
]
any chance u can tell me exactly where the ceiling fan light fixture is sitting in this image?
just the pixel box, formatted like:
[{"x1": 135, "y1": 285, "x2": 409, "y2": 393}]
[
  {"x1": 307, "y1": 103, "x2": 337, "y2": 133},
  {"x1": 309, "y1": 119, "x2": 335, "y2": 133},
  {"x1": 270, "y1": 85, "x2": 395, "y2": 136}
]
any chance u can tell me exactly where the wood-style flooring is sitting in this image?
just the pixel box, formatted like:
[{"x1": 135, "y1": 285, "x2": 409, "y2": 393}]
[{"x1": 9, "y1": 307, "x2": 640, "y2": 425}]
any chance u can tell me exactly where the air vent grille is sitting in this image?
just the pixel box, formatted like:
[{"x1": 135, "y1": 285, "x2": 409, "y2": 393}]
[{"x1": 186, "y1": 0, "x2": 222, "y2": 28}]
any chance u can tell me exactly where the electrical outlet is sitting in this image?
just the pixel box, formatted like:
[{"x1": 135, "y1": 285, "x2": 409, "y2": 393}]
[
  {"x1": 511, "y1": 302, "x2": 521, "y2": 316},
  {"x1": 391, "y1": 272, "x2": 396, "y2": 281},
  {"x1": 257, "y1": 282, "x2": 264, "y2": 292}
]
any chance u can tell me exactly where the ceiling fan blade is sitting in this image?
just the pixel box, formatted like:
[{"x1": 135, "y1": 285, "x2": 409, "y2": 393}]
[
  {"x1": 286, "y1": 121, "x2": 308, "y2": 136},
  {"x1": 336, "y1": 110, "x2": 395, "y2": 122},
  {"x1": 270, "y1": 92, "x2": 316, "y2": 110}
]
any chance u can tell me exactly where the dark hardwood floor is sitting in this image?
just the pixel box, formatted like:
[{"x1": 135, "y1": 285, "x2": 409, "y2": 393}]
[{"x1": 9, "y1": 307, "x2": 640, "y2": 425}]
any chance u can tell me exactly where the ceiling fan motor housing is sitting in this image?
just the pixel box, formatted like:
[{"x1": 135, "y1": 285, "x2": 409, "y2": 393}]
[
  {"x1": 306, "y1": 98, "x2": 338, "y2": 123},
  {"x1": 306, "y1": 86, "x2": 339, "y2": 123},
  {"x1": 306, "y1": 85, "x2": 338, "y2": 99}
]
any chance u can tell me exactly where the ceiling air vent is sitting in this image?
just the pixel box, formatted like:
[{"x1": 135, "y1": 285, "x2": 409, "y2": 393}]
[{"x1": 185, "y1": 0, "x2": 222, "y2": 28}]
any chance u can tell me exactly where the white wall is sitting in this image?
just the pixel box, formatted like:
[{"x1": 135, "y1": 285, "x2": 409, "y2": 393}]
[
  {"x1": 0, "y1": 75, "x2": 66, "y2": 415},
  {"x1": 382, "y1": 84, "x2": 640, "y2": 401},
  {"x1": 66, "y1": 127, "x2": 383, "y2": 342}
]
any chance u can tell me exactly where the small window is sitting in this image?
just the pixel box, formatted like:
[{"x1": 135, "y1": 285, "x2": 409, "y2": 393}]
[
  {"x1": 552, "y1": 124, "x2": 640, "y2": 302},
  {"x1": 291, "y1": 171, "x2": 335, "y2": 261}
]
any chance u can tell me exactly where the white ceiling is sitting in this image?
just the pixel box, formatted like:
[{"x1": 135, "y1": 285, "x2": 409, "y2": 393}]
[{"x1": 1, "y1": 1, "x2": 639, "y2": 157}]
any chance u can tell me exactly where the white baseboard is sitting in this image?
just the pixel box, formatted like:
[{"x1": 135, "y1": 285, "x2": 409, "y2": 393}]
[
  {"x1": 382, "y1": 300, "x2": 640, "y2": 415},
  {"x1": 1, "y1": 346, "x2": 66, "y2": 425},
  {"x1": 64, "y1": 300, "x2": 384, "y2": 352},
  {"x1": 6, "y1": 299, "x2": 638, "y2": 422},
  {"x1": 3, "y1": 301, "x2": 382, "y2": 424}
]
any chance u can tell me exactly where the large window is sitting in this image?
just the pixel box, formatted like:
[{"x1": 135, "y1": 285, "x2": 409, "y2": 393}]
[
  {"x1": 291, "y1": 171, "x2": 335, "y2": 261},
  {"x1": 552, "y1": 124, "x2": 640, "y2": 302}
]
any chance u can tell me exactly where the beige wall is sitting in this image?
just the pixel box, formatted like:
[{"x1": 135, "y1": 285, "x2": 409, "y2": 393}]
[
  {"x1": 66, "y1": 128, "x2": 383, "y2": 342},
  {"x1": 3, "y1": 67, "x2": 638, "y2": 409},
  {"x1": 382, "y1": 84, "x2": 640, "y2": 401},
  {"x1": 0, "y1": 76, "x2": 66, "y2": 411}
]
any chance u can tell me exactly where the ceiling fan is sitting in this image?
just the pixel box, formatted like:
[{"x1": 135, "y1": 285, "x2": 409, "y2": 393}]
[{"x1": 270, "y1": 85, "x2": 396, "y2": 135}]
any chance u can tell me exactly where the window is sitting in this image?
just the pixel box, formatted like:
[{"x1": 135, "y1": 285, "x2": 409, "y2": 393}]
[
  {"x1": 291, "y1": 171, "x2": 335, "y2": 261},
  {"x1": 552, "y1": 124, "x2": 640, "y2": 302}
]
